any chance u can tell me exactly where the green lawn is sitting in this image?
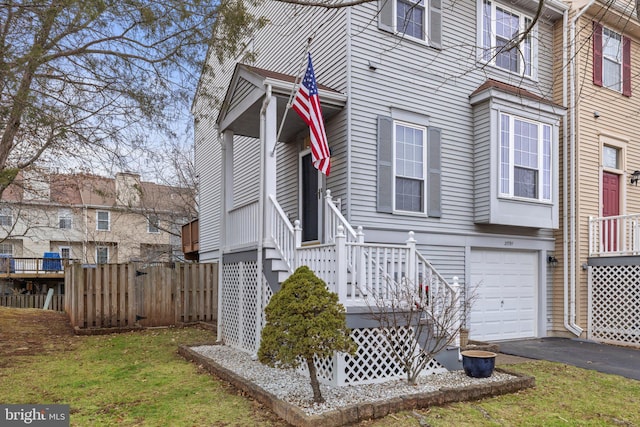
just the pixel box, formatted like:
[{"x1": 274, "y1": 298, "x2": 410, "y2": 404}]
[{"x1": 1, "y1": 307, "x2": 639, "y2": 426}]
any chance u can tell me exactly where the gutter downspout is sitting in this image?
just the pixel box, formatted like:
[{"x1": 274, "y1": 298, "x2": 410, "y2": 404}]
[
  {"x1": 255, "y1": 83, "x2": 272, "y2": 358},
  {"x1": 346, "y1": 8, "x2": 353, "y2": 222},
  {"x1": 565, "y1": 1, "x2": 596, "y2": 336}
]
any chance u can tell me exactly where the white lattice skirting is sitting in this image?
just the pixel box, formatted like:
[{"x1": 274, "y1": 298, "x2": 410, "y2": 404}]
[
  {"x1": 222, "y1": 261, "x2": 447, "y2": 386},
  {"x1": 221, "y1": 261, "x2": 260, "y2": 354},
  {"x1": 590, "y1": 264, "x2": 640, "y2": 347},
  {"x1": 306, "y1": 326, "x2": 448, "y2": 386}
]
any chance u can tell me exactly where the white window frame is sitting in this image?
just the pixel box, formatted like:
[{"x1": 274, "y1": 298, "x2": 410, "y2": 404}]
[
  {"x1": 147, "y1": 215, "x2": 160, "y2": 234},
  {"x1": 60, "y1": 247, "x2": 71, "y2": 259},
  {"x1": 499, "y1": 113, "x2": 552, "y2": 202},
  {"x1": 96, "y1": 246, "x2": 109, "y2": 264},
  {"x1": 0, "y1": 243, "x2": 13, "y2": 256},
  {"x1": 96, "y1": 211, "x2": 110, "y2": 231},
  {"x1": 602, "y1": 27, "x2": 622, "y2": 91},
  {"x1": 393, "y1": 120, "x2": 428, "y2": 213},
  {"x1": 59, "y1": 209, "x2": 73, "y2": 229},
  {"x1": 395, "y1": 0, "x2": 428, "y2": 41},
  {"x1": 0, "y1": 208, "x2": 13, "y2": 227},
  {"x1": 479, "y1": 0, "x2": 537, "y2": 78}
]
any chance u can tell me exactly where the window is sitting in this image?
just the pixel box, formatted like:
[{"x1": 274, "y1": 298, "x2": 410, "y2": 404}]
[
  {"x1": 96, "y1": 246, "x2": 109, "y2": 264},
  {"x1": 602, "y1": 28, "x2": 622, "y2": 91},
  {"x1": 59, "y1": 209, "x2": 72, "y2": 229},
  {"x1": 147, "y1": 215, "x2": 160, "y2": 233},
  {"x1": 593, "y1": 22, "x2": 631, "y2": 96},
  {"x1": 378, "y1": 0, "x2": 442, "y2": 48},
  {"x1": 499, "y1": 113, "x2": 552, "y2": 202},
  {"x1": 603, "y1": 145, "x2": 620, "y2": 169},
  {"x1": 397, "y1": 0, "x2": 426, "y2": 40},
  {"x1": 60, "y1": 247, "x2": 71, "y2": 259},
  {"x1": 395, "y1": 122, "x2": 427, "y2": 212},
  {"x1": 96, "y1": 211, "x2": 110, "y2": 231},
  {"x1": 480, "y1": 0, "x2": 534, "y2": 77},
  {"x1": 0, "y1": 208, "x2": 12, "y2": 227},
  {"x1": 0, "y1": 243, "x2": 13, "y2": 256},
  {"x1": 377, "y1": 115, "x2": 441, "y2": 217}
]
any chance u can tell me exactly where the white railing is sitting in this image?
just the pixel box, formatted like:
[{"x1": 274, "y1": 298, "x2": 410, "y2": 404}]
[
  {"x1": 268, "y1": 194, "x2": 298, "y2": 273},
  {"x1": 264, "y1": 193, "x2": 462, "y2": 345},
  {"x1": 589, "y1": 214, "x2": 640, "y2": 257},
  {"x1": 226, "y1": 201, "x2": 259, "y2": 249},
  {"x1": 324, "y1": 190, "x2": 357, "y2": 243}
]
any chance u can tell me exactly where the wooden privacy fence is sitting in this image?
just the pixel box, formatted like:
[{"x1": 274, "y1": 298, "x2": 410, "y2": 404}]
[
  {"x1": 65, "y1": 262, "x2": 218, "y2": 329},
  {"x1": 0, "y1": 294, "x2": 64, "y2": 311}
]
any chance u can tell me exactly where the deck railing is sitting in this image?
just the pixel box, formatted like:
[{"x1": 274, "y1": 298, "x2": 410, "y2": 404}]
[
  {"x1": 589, "y1": 214, "x2": 640, "y2": 257},
  {"x1": 0, "y1": 257, "x2": 75, "y2": 275}
]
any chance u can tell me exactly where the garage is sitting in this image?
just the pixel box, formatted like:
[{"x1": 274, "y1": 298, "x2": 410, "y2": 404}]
[{"x1": 469, "y1": 249, "x2": 538, "y2": 342}]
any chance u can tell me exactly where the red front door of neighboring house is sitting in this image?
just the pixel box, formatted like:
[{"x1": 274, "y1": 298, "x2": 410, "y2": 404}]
[{"x1": 602, "y1": 171, "x2": 620, "y2": 253}]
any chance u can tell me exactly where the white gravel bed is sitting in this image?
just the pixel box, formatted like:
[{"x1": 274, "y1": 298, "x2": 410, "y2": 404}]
[{"x1": 191, "y1": 345, "x2": 515, "y2": 416}]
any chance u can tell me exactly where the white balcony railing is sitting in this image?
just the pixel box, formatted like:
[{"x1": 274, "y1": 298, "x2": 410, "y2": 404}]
[
  {"x1": 226, "y1": 201, "x2": 260, "y2": 249},
  {"x1": 589, "y1": 214, "x2": 640, "y2": 257}
]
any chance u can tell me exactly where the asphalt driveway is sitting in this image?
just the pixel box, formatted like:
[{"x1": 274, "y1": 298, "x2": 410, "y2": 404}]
[{"x1": 498, "y1": 337, "x2": 640, "y2": 380}]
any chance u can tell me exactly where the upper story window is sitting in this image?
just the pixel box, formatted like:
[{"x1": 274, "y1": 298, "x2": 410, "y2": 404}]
[
  {"x1": 480, "y1": 0, "x2": 535, "y2": 77},
  {"x1": 593, "y1": 22, "x2": 631, "y2": 96},
  {"x1": 59, "y1": 209, "x2": 72, "y2": 229},
  {"x1": 499, "y1": 113, "x2": 552, "y2": 202},
  {"x1": 395, "y1": 122, "x2": 427, "y2": 212},
  {"x1": 96, "y1": 211, "x2": 110, "y2": 231},
  {"x1": 378, "y1": 0, "x2": 442, "y2": 48},
  {"x1": 397, "y1": 0, "x2": 426, "y2": 40},
  {"x1": 148, "y1": 215, "x2": 160, "y2": 233},
  {"x1": 0, "y1": 208, "x2": 13, "y2": 227},
  {"x1": 603, "y1": 28, "x2": 622, "y2": 91}
]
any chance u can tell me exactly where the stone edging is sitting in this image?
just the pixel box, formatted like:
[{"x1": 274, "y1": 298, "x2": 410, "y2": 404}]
[{"x1": 178, "y1": 344, "x2": 535, "y2": 427}]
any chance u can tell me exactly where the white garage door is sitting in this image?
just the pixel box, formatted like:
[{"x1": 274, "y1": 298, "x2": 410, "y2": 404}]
[{"x1": 469, "y1": 249, "x2": 538, "y2": 342}]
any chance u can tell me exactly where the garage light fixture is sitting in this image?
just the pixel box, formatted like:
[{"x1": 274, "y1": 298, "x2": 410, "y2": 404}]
[{"x1": 547, "y1": 256, "x2": 558, "y2": 267}]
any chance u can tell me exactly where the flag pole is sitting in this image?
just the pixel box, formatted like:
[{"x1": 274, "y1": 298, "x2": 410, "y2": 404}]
[{"x1": 270, "y1": 38, "x2": 313, "y2": 156}]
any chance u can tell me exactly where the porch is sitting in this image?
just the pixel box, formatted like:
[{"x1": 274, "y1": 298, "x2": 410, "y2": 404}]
[
  {"x1": 587, "y1": 214, "x2": 640, "y2": 347},
  {"x1": 215, "y1": 63, "x2": 463, "y2": 385}
]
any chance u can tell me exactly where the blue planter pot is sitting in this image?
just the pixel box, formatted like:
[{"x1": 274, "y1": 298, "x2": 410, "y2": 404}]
[{"x1": 461, "y1": 350, "x2": 497, "y2": 378}]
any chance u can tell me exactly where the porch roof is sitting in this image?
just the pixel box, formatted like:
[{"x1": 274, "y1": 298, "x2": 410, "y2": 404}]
[{"x1": 217, "y1": 63, "x2": 347, "y2": 141}]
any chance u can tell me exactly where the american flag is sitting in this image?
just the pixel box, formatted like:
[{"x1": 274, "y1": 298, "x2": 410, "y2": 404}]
[{"x1": 292, "y1": 53, "x2": 331, "y2": 176}]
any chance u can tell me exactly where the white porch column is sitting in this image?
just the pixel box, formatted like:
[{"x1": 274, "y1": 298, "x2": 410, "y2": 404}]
[
  {"x1": 222, "y1": 130, "x2": 234, "y2": 250},
  {"x1": 262, "y1": 92, "x2": 277, "y2": 246},
  {"x1": 218, "y1": 130, "x2": 234, "y2": 342}
]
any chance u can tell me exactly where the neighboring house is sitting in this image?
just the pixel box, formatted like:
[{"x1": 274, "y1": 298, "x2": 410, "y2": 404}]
[
  {"x1": 193, "y1": 0, "x2": 568, "y2": 384},
  {"x1": 0, "y1": 170, "x2": 195, "y2": 295},
  {"x1": 551, "y1": 0, "x2": 640, "y2": 347}
]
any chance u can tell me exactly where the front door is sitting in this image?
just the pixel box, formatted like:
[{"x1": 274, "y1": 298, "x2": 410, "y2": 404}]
[
  {"x1": 301, "y1": 153, "x2": 320, "y2": 242},
  {"x1": 602, "y1": 172, "x2": 620, "y2": 252}
]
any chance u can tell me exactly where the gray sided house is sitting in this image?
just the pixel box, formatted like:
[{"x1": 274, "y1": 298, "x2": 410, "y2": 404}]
[{"x1": 193, "y1": 0, "x2": 568, "y2": 385}]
